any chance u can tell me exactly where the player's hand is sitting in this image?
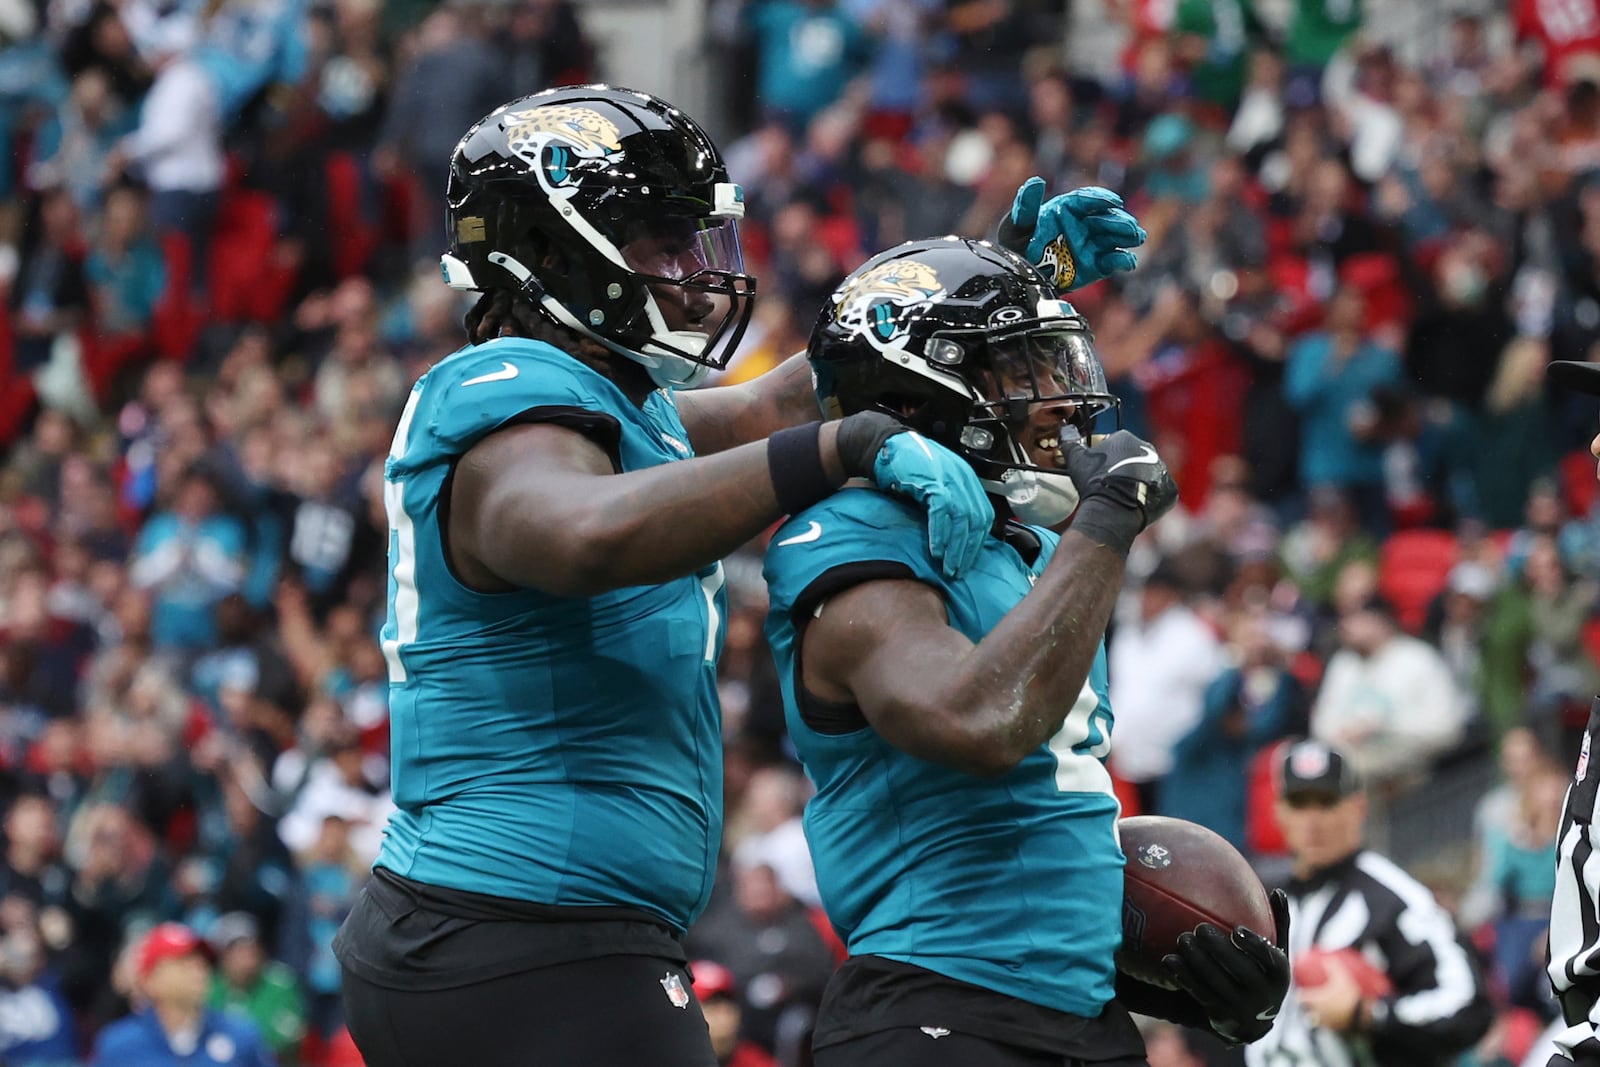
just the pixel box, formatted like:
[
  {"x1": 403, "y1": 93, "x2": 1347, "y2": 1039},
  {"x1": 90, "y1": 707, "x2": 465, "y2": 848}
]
[
  {"x1": 997, "y1": 177, "x2": 1146, "y2": 294},
  {"x1": 1161, "y1": 888, "x2": 1292, "y2": 1045},
  {"x1": 1062, "y1": 430, "x2": 1178, "y2": 531},
  {"x1": 835, "y1": 412, "x2": 992, "y2": 580}
]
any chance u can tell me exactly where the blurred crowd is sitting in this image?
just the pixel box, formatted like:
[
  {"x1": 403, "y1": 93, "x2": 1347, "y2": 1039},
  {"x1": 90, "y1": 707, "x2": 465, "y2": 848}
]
[{"x1": 3, "y1": 0, "x2": 1600, "y2": 1064}]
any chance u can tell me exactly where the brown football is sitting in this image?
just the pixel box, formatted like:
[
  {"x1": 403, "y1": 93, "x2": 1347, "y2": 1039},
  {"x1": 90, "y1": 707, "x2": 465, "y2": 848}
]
[{"x1": 1118, "y1": 815, "x2": 1276, "y2": 988}]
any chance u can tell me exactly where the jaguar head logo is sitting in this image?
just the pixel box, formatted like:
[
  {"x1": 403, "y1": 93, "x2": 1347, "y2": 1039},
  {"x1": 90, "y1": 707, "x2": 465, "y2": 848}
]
[
  {"x1": 501, "y1": 105, "x2": 623, "y2": 194},
  {"x1": 1034, "y1": 236, "x2": 1076, "y2": 292},
  {"x1": 833, "y1": 260, "x2": 947, "y2": 352}
]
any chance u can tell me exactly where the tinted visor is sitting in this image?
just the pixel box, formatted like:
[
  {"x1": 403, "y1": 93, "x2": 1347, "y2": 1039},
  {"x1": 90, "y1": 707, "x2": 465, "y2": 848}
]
[
  {"x1": 609, "y1": 214, "x2": 755, "y2": 370},
  {"x1": 976, "y1": 325, "x2": 1117, "y2": 434}
]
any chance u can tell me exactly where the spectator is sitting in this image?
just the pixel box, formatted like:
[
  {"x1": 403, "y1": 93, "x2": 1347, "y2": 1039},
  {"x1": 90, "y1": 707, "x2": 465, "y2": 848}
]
[
  {"x1": 745, "y1": 0, "x2": 872, "y2": 131},
  {"x1": 0, "y1": 795, "x2": 71, "y2": 915},
  {"x1": 372, "y1": 7, "x2": 502, "y2": 261},
  {"x1": 109, "y1": 7, "x2": 220, "y2": 299},
  {"x1": 1521, "y1": 533, "x2": 1600, "y2": 720},
  {"x1": 685, "y1": 856, "x2": 836, "y2": 1065},
  {"x1": 90, "y1": 922, "x2": 273, "y2": 1066},
  {"x1": 10, "y1": 187, "x2": 88, "y2": 374},
  {"x1": 285, "y1": 814, "x2": 358, "y2": 1042},
  {"x1": 1311, "y1": 595, "x2": 1468, "y2": 790},
  {"x1": 1109, "y1": 560, "x2": 1229, "y2": 814},
  {"x1": 84, "y1": 182, "x2": 164, "y2": 339},
  {"x1": 207, "y1": 911, "x2": 306, "y2": 1065},
  {"x1": 0, "y1": 921, "x2": 80, "y2": 1067},
  {"x1": 1160, "y1": 607, "x2": 1301, "y2": 849},
  {"x1": 27, "y1": 68, "x2": 129, "y2": 212},
  {"x1": 1284, "y1": 284, "x2": 1403, "y2": 529},
  {"x1": 128, "y1": 464, "x2": 247, "y2": 659},
  {"x1": 691, "y1": 959, "x2": 781, "y2": 1067},
  {"x1": 729, "y1": 766, "x2": 818, "y2": 908}
]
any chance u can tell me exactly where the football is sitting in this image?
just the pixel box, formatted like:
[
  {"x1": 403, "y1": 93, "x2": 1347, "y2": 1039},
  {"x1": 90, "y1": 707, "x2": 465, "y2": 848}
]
[{"x1": 1118, "y1": 816, "x2": 1276, "y2": 988}]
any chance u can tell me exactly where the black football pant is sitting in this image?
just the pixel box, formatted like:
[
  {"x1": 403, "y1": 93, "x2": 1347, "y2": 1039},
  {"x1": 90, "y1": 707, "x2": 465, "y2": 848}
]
[
  {"x1": 343, "y1": 954, "x2": 718, "y2": 1066},
  {"x1": 815, "y1": 1028, "x2": 1151, "y2": 1067}
]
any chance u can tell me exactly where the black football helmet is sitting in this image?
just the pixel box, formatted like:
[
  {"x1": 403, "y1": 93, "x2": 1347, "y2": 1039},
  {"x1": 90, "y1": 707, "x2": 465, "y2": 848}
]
[
  {"x1": 811, "y1": 237, "x2": 1119, "y2": 489},
  {"x1": 442, "y1": 85, "x2": 755, "y2": 388}
]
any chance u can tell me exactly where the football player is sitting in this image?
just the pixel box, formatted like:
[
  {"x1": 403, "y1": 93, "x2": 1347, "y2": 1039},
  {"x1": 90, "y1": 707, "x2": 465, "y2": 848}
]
[
  {"x1": 332, "y1": 86, "x2": 1144, "y2": 1066},
  {"x1": 763, "y1": 237, "x2": 1292, "y2": 1066}
]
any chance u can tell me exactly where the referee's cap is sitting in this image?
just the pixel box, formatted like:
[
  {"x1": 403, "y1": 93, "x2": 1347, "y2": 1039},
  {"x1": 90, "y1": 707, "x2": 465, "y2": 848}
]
[
  {"x1": 1278, "y1": 740, "x2": 1362, "y2": 801},
  {"x1": 1550, "y1": 360, "x2": 1600, "y2": 395}
]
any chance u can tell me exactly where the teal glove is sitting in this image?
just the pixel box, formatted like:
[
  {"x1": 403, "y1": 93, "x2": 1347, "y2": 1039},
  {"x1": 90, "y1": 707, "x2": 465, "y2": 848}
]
[
  {"x1": 998, "y1": 177, "x2": 1147, "y2": 293},
  {"x1": 836, "y1": 414, "x2": 991, "y2": 579},
  {"x1": 875, "y1": 430, "x2": 993, "y2": 579}
]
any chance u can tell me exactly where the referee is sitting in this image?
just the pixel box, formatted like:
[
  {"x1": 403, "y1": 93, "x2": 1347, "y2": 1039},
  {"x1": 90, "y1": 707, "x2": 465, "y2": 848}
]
[{"x1": 1541, "y1": 358, "x2": 1600, "y2": 1065}]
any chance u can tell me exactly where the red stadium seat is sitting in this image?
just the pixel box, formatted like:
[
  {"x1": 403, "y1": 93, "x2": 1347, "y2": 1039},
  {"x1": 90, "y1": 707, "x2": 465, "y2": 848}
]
[
  {"x1": 150, "y1": 233, "x2": 205, "y2": 361},
  {"x1": 1563, "y1": 450, "x2": 1599, "y2": 519},
  {"x1": 327, "y1": 152, "x2": 378, "y2": 280},
  {"x1": 209, "y1": 190, "x2": 293, "y2": 322},
  {"x1": 1378, "y1": 529, "x2": 1460, "y2": 633},
  {"x1": 1245, "y1": 740, "x2": 1291, "y2": 857}
]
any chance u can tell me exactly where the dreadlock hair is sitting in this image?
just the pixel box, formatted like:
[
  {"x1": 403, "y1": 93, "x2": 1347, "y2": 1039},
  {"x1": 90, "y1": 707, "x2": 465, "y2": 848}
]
[{"x1": 463, "y1": 289, "x2": 611, "y2": 360}]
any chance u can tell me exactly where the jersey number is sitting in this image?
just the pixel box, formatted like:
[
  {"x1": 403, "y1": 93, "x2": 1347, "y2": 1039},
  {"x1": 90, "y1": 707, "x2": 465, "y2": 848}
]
[
  {"x1": 381, "y1": 388, "x2": 424, "y2": 683},
  {"x1": 1047, "y1": 682, "x2": 1114, "y2": 796},
  {"x1": 699, "y1": 564, "x2": 725, "y2": 663}
]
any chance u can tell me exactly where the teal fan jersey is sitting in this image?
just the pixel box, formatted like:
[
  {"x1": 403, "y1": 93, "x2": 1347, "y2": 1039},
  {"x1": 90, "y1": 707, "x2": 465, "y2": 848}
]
[
  {"x1": 377, "y1": 338, "x2": 725, "y2": 933},
  {"x1": 762, "y1": 488, "x2": 1124, "y2": 1016}
]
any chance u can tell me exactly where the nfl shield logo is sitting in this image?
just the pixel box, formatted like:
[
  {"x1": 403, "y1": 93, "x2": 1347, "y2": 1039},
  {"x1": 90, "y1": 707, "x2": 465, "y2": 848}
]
[
  {"x1": 1579, "y1": 732, "x2": 1592, "y2": 784},
  {"x1": 661, "y1": 972, "x2": 690, "y2": 1009}
]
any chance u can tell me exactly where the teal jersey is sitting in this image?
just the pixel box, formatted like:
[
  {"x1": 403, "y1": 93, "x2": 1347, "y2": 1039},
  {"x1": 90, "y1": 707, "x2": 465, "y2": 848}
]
[
  {"x1": 377, "y1": 338, "x2": 725, "y2": 933},
  {"x1": 763, "y1": 489, "x2": 1124, "y2": 1016}
]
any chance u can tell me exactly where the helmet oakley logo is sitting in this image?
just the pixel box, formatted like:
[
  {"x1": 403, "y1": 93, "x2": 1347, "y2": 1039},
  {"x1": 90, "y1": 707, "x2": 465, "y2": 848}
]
[
  {"x1": 833, "y1": 260, "x2": 947, "y2": 353},
  {"x1": 502, "y1": 105, "x2": 623, "y2": 195},
  {"x1": 1035, "y1": 235, "x2": 1076, "y2": 291}
]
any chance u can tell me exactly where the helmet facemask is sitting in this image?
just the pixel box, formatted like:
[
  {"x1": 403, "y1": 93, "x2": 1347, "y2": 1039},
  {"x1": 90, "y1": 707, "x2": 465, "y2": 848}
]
[{"x1": 929, "y1": 316, "x2": 1120, "y2": 527}]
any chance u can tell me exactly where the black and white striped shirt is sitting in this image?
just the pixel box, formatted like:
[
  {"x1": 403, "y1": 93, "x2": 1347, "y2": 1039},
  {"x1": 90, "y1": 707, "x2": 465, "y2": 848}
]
[
  {"x1": 1245, "y1": 849, "x2": 1490, "y2": 1067},
  {"x1": 1548, "y1": 700, "x2": 1600, "y2": 1066}
]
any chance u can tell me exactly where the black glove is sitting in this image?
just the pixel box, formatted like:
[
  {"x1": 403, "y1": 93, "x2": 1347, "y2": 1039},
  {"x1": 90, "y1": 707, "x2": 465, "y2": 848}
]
[
  {"x1": 1161, "y1": 888, "x2": 1292, "y2": 1046},
  {"x1": 1062, "y1": 430, "x2": 1179, "y2": 555}
]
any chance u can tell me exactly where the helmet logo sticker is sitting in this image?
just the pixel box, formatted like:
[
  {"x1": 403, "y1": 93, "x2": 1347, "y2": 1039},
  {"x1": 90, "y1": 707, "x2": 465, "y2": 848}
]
[
  {"x1": 502, "y1": 105, "x2": 623, "y2": 197},
  {"x1": 832, "y1": 260, "x2": 948, "y2": 354}
]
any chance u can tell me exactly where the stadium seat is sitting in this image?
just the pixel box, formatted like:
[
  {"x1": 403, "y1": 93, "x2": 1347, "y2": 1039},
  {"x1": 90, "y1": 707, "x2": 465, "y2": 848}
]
[
  {"x1": 1245, "y1": 740, "x2": 1291, "y2": 857},
  {"x1": 327, "y1": 152, "x2": 378, "y2": 280},
  {"x1": 150, "y1": 233, "x2": 205, "y2": 360},
  {"x1": 1563, "y1": 450, "x2": 1600, "y2": 519},
  {"x1": 1378, "y1": 528, "x2": 1460, "y2": 633},
  {"x1": 208, "y1": 189, "x2": 295, "y2": 323}
]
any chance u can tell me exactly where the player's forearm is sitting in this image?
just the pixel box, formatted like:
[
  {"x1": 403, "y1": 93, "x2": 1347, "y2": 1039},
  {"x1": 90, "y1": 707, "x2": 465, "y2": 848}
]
[
  {"x1": 676, "y1": 354, "x2": 816, "y2": 455},
  {"x1": 485, "y1": 427, "x2": 846, "y2": 597},
  {"x1": 941, "y1": 528, "x2": 1127, "y2": 771}
]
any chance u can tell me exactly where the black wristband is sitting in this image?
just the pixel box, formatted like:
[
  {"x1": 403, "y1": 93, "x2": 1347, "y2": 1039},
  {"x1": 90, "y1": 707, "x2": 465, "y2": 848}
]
[
  {"x1": 768, "y1": 422, "x2": 837, "y2": 516},
  {"x1": 1069, "y1": 495, "x2": 1144, "y2": 557},
  {"x1": 834, "y1": 411, "x2": 905, "y2": 480}
]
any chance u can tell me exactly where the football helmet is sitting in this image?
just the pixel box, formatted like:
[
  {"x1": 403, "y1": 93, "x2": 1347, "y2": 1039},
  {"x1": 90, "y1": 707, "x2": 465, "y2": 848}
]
[
  {"x1": 810, "y1": 237, "x2": 1119, "y2": 525},
  {"x1": 441, "y1": 85, "x2": 755, "y2": 389}
]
